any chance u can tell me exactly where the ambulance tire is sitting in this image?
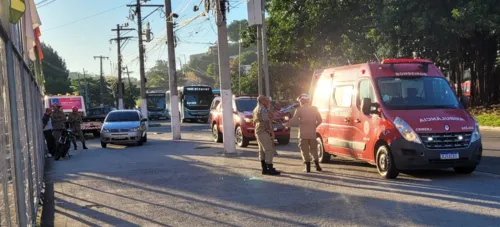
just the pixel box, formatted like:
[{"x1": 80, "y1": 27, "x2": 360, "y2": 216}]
[
  {"x1": 317, "y1": 137, "x2": 331, "y2": 163},
  {"x1": 376, "y1": 145, "x2": 399, "y2": 179},
  {"x1": 93, "y1": 131, "x2": 100, "y2": 138}
]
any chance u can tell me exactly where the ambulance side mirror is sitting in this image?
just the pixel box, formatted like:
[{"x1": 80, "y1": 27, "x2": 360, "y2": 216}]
[
  {"x1": 361, "y1": 98, "x2": 379, "y2": 115},
  {"x1": 361, "y1": 98, "x2": 372, "y2": 115}
]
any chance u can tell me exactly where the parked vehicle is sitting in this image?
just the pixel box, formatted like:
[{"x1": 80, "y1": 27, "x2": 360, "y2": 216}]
[
  {"x1": 83, "y1": 106, "x2": 116, "y2": 137},
  {"x1": 310, "y1": 58, "x2": 482, "y2": 179},
  {"x1": 210, "y1": 95, "x2": 291, "y2": 147},
  {"x1": 100, "y1": 110, "x2": 149, "y2": 148},
  {"x1": 44, "y1": 94, "x2": 86, "y2": 116}
]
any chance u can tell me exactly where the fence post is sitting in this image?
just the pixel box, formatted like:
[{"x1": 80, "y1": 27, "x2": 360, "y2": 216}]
[{"x1": 5, "y1": 39, "x2": 28, "y2": 227}]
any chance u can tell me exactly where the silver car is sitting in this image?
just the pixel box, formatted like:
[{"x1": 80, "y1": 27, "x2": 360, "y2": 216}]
[{"x1": 100, "y1": 110, "x2": 148, "y2": 148}]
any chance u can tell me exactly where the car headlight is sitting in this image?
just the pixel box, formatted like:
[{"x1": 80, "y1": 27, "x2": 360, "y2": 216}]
[
  {"x1": 244, "y1": 117, "x2": 252, "y2": 123},
  {"x1": 102, "y1": 128, "x2": 110, "y2": 133},
  {"x1": 471, "y1": 118, "x2": 481, "y2": 142},
  {"x1": 394, "y1": 117, "x2": 421, "y2": 144},
  {"x1": 130, "y1": 127, "x2": 140, "y2": 132}
]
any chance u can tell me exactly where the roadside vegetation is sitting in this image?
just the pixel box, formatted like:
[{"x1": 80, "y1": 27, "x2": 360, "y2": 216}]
[{"x1": 470, "y1": 105, "x2": 500, "y2": 127}]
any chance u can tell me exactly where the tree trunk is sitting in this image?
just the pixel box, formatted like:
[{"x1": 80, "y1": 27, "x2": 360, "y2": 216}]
[{"x1": 485, "y1": 36, "x2": 497, "y2": 106}]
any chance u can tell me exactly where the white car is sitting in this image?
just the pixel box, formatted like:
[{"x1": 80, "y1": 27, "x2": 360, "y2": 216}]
[{"x1": 100, "y1": 110, "x2": 148, "y2": 148}]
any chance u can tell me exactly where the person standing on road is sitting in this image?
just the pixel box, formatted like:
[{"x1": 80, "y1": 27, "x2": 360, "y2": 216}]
[
  {"x1": 253, "y1": 95, "x2": 281, "y2": 175},
  {"x1": 42, "y1": 108, "x2": 55, "y2": 158},
  {"x1": 286, "y1": 93, "x2": 323, "y2": 172},
  {"x1": 51, "y1": 103, "x2": 66, "y2": 151},
  {"x1": 68, "y1": 106, "x2": 88, "y2": 150}
]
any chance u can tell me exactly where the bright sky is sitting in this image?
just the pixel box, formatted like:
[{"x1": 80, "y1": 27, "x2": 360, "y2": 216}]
[{"x1": 37, "y1": 0, "x2": 248, "y2": 79}]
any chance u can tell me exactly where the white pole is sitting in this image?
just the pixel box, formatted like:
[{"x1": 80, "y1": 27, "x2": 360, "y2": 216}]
[
  {"x1": 238, "y1": 23, "x2": 242, "y2": 95},
  {"x1": 216, "y1": 0, "x2": 236, "y2": 154},
  {"x1": 165, "y1": 0, "x2": 181, "y2": 139}
]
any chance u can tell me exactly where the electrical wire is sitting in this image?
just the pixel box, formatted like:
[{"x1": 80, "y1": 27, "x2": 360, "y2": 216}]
[
  {"x1": 43, "y1": 4, "x2": 127, "y2": 32},
  {"x1": 37, "y1": 0, "x2": 57, "y2": 8}
]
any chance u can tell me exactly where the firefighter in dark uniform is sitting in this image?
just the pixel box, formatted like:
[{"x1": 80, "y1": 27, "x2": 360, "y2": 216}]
[
  {"x1": 68, "y1": 106, "x2": 88, "y2": 150},
  {"x1": 51, "y1": 103, "x2": 66, "y2": 150},
  {"x1": 253, "y1": 95, "x2": 280, "y2": 175}
]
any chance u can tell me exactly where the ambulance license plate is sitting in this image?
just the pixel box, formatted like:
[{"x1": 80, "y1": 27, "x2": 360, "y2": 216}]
[{"x1": 440, "y1": 152, "x2": 459, "y2": 160}]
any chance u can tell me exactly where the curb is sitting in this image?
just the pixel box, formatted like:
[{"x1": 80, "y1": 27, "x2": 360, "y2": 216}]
[
  {"x1": 148, "y1": 123, "x2": 162, "y2": 127},
  {"x1": 479, "y1": 125, "x2": 500, "y2": 131}
]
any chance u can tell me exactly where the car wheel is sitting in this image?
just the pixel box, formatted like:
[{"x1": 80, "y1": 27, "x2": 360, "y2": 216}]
[
  {"x1": 454, "y1": 166, "x2": 476, "y2": 174},
  {"x1": 376, "y1": 145, "x2": 399, "y2": 179},
  {"x1": 137, "y1": 139, "x2": 144, "y2": 146},
  {"x1": 212, "y1": 124, "x2": 223, "y2": 143},
  {"x1": 143, "y1": 133, "x2": 148, "y2": 143},
  {"x1": 235, "y1": 126, "x2": 249, "y2": 147},
  {"x1": 317, "y1": 137, "x2": 331, "y2": 163},
  {"x1": 101, "y1": 142, "x2": 107, "y2": 148},
  {"x1": 93, "y1": 131, "x2": 100, "y2": 137},
  {"x1": 277, "y1": 135, "x2": 290, "y2": 145}
]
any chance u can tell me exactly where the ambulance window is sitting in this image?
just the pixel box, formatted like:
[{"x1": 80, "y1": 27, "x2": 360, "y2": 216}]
[
  {"x1": 358, "y1": 80, "x2": 376, "y2": 107},
  {"x1": 312, "y1": 75, "x2": 332, "y2": 109},
  {"x1": 333, "y1": 86, "x2": 353, "y2": 107}
]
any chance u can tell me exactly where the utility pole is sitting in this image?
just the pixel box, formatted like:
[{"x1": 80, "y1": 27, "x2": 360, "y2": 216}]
[
  {"x1": 127, "y1": 0, "x2": 164, "y2": 117},
  {"x1": 261, "y1": 0, "x2": 270, "y2": 97},
  {"x1": 215, "y1": 0, "x2": 236, "y2": 154},
  {"x1": 93, "y1": 55, "x2": 109, "y2": 107},
  {"x1": 123, "y1": 66, "x2": 134, "y2": 108},
  {"x1": 238, "y1": 23, "x2": 242, "y2": 95},
  {"x1": 83, "y1": 68, "x2": 89, "y2": 108},
  {"x1": 164, "y1": 0, "x2": 181, "y2": 140},
  {"x1": 111, "y1": 24, "x2": 134, "y2": 110},
  {"x1": 256, "y1": 25, "x2": 263, "y2": 95}
]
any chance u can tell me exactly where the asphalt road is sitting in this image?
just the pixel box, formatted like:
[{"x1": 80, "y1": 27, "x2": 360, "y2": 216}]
[{"x1": 43, "y1": 121, "x2": 500, "y2": 226}]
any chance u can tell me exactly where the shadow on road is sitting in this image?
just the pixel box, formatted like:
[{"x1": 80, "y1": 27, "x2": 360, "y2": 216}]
[{"x1": 42, "y1": 133, "x2": 500, "y2": 226}]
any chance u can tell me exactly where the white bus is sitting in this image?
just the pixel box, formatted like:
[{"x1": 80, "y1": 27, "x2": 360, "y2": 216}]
[
  {"x1": 166, "y1": 85, "x2": 213, "y2": 123},
  {"x1": 146, "y1": 90, "x2": 169, "y2": 120}
]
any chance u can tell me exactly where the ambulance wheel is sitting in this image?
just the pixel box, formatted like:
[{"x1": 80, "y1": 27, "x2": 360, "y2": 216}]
[
  {"x1": 376, "y1": 145, "x2": 399, "y2": 179},
  {"x1": 93, "y1": 131, "x2": 100, "y2": 137},
  {"x1": 317, "y1": 137, "x2": 331, "y2": 163}
]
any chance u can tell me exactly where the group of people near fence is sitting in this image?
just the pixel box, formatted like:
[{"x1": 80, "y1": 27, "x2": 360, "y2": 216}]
[
  {"x1": 253, "y1": 93, "x2": 323, "y2": 175},
  {"x1": 42, "y1": 103, "x2": 88, "y2": 158}
]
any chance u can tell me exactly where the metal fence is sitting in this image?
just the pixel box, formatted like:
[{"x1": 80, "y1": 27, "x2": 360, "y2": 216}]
[{"x1": 0, "y1": 21, "x2": 45, "y2": 227}]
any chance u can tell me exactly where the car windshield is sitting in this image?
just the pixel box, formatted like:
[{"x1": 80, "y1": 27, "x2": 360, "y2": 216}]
[
  {"x1": 377, "y1": 77, "x2": 460, "y2": 110},
  {"x1": 236, "y1": 99, "x2": 258, "y2": 112},
  {"x1": 184, "y1": 92, "x2": 212, "y2": 106},
  {"x1": 105, "y1": 112, "x2": 140, "y2": 122}
]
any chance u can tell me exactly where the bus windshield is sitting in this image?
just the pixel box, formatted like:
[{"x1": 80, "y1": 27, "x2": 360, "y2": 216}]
[
  {"x1": 184, "y1": 92, "x2": 212, "y2": 107},
  {"x1": 146, "y1": 94, "x2": 166, "y2": 111}
]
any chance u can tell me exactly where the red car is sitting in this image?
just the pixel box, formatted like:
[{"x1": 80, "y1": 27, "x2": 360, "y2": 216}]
[{"x1": 209, "y1": 95, "x2": 291, "y2": 147}]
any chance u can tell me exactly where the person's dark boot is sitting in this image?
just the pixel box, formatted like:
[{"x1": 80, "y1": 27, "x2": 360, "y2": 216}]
[
  {"x1": 261, "y1": 160, "x2": 269, "y2": 175},
  {"x1": 267, "y1": 164, "x2": 281, "y2": 175},
  {"x1": 304, "y1": 162, "x2": 311, "y2": 173},
  {"x1": 314, "y1": 161, "x2": 322, "y2": 172},
  {"x1": 82, "y1": 142, "x2": 88, "y2": 150},
  {"x1": 73, "y1": 143, "x2": 77, "y2": 151}
]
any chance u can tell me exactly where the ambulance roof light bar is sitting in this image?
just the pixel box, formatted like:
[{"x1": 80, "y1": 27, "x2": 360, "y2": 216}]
[{"x1": 382, "y1": 58, "x2": 432, "y2": 73}]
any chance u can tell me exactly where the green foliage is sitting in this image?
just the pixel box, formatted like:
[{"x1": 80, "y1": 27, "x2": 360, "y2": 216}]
[
  {"x1": 41, "y1": 43, "x2": 71, "y2": 95},
  {"x1": 227, "y1": 20, "x2": 248, "y2": 43},
  {"x1": 146, "y1": 60, "x2": 169, "y2": 89}
]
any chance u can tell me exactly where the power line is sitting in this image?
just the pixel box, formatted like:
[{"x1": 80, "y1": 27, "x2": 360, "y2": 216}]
[
  {"x1": 43, "y1": 4, "x2": 127, "y2": 32},
  {"x1": 38, "y1": 0, "x2": 57, "y2": 8}
]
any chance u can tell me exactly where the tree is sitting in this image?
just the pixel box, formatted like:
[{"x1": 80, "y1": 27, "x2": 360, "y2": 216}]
[
  {"x1": 146, "y1": 60, "x2": 169, "y2": 89},
  {"x1": 41, "y1": 43, "x2": 71, "y2": 95},
  {"x1": 227, "y1": 20, "x2": 248, "y2": 43}
]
